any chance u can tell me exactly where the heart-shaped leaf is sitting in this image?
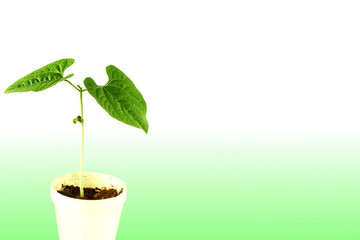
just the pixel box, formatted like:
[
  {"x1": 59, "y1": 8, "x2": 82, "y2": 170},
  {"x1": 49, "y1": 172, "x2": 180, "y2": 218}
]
[
  {"x1": 4, "y1": 58, "x2": 74, "y2": 93},
  {"x1": 84, "y1": 65, "x2": 148, "y2": 133}
]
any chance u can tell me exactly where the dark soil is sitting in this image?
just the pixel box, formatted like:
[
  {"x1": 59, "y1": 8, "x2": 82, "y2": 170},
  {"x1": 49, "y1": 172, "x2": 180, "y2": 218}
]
[{"x1": 57, "y1": 185, "x2": 123, "y2": 200}]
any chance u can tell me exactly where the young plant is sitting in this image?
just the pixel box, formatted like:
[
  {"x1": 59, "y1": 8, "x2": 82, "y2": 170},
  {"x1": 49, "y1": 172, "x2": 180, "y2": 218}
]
[{"x1": 4, "y1": 58, "x2": 148, "y2": 198}]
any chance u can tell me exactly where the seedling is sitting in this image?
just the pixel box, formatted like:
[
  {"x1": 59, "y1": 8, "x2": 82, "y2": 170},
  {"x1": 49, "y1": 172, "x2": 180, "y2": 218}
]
[{"x1": 4, "y1": 58, "x2": 148, "y2": 197}]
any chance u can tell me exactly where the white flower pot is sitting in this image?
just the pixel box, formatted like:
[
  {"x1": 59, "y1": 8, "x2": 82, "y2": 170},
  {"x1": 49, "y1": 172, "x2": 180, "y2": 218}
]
[{"x1": 50, "y1": 172, "x2": 127, "y2": 240}]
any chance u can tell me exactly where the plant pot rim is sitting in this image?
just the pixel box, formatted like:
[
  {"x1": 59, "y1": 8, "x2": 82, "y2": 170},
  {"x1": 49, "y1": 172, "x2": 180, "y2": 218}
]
[{"x1": 51, "y1": 172, "x2": 127, "y2": 202}]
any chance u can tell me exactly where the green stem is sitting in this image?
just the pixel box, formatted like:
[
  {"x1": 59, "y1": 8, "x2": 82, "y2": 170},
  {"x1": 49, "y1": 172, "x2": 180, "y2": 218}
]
[
  {"x1": 65, "y1": 80, "x2": 80, "y2": 91},
  {"x1": 79, "y1": 88, "x2": 85, "y2": 198},
  {"x1": 66, "y1": 79, "x2": 86, "y2": 198}
]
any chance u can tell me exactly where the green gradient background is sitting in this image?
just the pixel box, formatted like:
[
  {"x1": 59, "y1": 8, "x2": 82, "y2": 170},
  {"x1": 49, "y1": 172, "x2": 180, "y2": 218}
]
[{"x1": 0, "y1": 133, "x2": 359, "y2": 239}]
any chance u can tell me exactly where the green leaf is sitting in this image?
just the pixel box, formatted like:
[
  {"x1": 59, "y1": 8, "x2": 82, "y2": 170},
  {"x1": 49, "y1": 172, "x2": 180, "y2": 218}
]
[
  {"x1": 84, "y1": 65, "x2": 149, "y2": 133},
  {"x1": 4, "y1": 58, "x2": 75, "y2": 93}
]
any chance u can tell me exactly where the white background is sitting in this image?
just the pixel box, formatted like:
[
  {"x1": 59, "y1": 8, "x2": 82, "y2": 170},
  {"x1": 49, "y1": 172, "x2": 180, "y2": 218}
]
[{"x1": 0, "y1": 0, "x2": 359, "y2": 137}]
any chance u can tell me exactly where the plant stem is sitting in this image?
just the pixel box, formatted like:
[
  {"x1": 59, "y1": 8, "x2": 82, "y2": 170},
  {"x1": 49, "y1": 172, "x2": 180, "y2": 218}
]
[
  {"x1": 79, "y1": 88, "x2": 85, "y2": 198},
  {"x1": 65, "y1": 79, "x2": 86, "y2": 198},
  {"x1": 65, "y1": 80, "x2": 80, "y2": 91}
]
